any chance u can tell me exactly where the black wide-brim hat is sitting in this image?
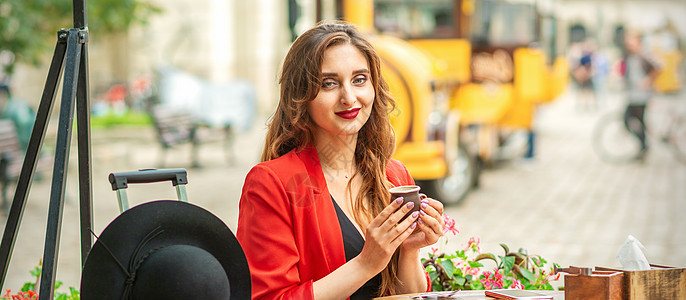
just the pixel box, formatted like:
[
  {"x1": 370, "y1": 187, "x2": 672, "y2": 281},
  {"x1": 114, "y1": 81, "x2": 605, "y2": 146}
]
[{"x1": 80, "y1": 200, "x2": 251, "y2": 299}]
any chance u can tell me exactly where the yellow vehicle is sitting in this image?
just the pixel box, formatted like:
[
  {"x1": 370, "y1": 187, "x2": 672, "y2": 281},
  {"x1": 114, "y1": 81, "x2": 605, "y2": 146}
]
[
  {"x1": 653, "y1": 50, "x2": 683, "y2": 94},
  {"x1": 309, "y1": 0, "x2": 567, "y2": 204},
  {"x1": 649, "y1": 22, "x2": 684, "y2": 94}
]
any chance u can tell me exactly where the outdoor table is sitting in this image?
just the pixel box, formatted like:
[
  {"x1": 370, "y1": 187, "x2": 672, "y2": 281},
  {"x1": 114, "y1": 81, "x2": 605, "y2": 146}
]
[{"x1": 374, "y1": 290, "x2": 565, "y2": 299}]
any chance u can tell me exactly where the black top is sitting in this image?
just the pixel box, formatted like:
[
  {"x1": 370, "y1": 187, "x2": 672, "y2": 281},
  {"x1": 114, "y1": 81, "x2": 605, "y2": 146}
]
[{"x1": 332, "y1": 196, "x2": 382, "y2": 299}]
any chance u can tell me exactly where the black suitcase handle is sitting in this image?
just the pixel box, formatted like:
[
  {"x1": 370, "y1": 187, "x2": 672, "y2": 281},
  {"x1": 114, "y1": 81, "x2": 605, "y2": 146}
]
[
  {"x1": 109, "y1": 168, "x2": 188, "y2": 191},
  {"x1": 108, "y1": 169, "x2": 189, "y2": 213}
]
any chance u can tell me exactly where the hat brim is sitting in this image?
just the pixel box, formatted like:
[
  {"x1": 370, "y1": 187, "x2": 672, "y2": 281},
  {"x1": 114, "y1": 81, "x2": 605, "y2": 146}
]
[{"x1": 80, "y1": 200, "x2": 251, "y2": 299}]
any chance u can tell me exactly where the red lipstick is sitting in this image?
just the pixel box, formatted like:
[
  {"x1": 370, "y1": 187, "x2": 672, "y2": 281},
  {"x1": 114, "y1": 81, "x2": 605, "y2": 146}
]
[{"x1": 335, "y1": 108, "x2": 361, "y2": 119}]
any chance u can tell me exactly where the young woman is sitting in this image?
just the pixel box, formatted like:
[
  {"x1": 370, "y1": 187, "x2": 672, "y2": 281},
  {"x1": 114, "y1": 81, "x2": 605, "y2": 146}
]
[{"x1": 236, "y1": 21, "x2": 445, "y2": 299}]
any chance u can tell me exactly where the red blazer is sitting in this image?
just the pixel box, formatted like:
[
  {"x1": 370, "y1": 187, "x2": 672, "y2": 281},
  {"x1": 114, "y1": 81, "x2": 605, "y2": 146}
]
[{"x1": 237, "y1": 146, "x2": 430, "y2": 299}]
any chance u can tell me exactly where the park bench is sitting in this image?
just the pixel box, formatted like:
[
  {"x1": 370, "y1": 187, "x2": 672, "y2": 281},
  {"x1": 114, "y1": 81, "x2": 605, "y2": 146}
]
[
  {"x1": 148, "y1": 105, "x2": 235, "y2": 168},
  {"x1": 144, "y1": 65, "x2": 256, "y2": 168},
  {"x1": 148, "y1": 105, "x2": 202, "y2": 168},
  {"x1": 0, "y1": 119, "x2": 51, "y2": 212}
]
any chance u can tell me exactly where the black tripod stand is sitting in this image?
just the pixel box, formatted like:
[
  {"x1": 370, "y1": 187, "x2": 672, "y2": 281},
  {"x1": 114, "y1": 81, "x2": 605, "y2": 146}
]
[{"x1": 0, "y1": 1, "x2": 93, "y2": 299}]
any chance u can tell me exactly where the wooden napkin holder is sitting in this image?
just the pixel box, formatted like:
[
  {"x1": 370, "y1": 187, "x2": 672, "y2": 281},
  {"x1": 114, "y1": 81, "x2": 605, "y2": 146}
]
[
  {"x1": 565, "y1": 269, "x2": 624, "y2": 300},
  {"x1": 596, "y1": 264, "x2": 686, "y2": 300}
]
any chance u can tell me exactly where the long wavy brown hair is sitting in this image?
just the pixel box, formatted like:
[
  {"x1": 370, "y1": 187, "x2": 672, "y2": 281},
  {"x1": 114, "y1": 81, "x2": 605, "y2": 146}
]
[{"x1": 260, "y1": 21, "x2": 402, "y2": 295}]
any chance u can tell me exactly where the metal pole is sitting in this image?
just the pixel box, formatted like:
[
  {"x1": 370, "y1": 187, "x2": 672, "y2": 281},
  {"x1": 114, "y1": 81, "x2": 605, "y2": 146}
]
[
  {"x1": 73, "y1": 0, "x2": 87, "y2": 29},
  {"x1": 0, "y1": 0, "x2": 92, "y2": 292},
  {"x1": 39, "y1": 28, "x2": 82, "y2": 300},
  {"x1": 0, "y1": 30, "x2": 67, "y2": 289},
  {"x1": 76, "y1": 28, "x2": 93, "y2": 267}
]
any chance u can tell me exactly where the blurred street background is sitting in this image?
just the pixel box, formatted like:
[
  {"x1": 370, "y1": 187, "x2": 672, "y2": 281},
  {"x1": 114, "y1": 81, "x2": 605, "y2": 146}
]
[{"x1": 1, "y1": 0, "x2": 685, "y2": 294}]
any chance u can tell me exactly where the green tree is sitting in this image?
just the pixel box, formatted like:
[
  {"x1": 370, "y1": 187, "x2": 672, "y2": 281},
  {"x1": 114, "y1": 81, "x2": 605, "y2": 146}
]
[{"x1": 0, "y1": 0, "x2": 160, "y2": 77}]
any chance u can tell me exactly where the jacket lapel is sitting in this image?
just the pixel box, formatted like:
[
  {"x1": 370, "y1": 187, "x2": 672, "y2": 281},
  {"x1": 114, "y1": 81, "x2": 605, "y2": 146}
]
[{"x1": 296, "y1": 146, "x2": 347, "y2": 275}]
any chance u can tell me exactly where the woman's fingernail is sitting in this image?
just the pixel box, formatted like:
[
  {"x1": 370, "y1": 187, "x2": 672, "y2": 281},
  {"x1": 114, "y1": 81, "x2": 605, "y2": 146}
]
[
  {"x1": 418, "y1": 218, "x2": 423, "y2": 225},
  {"x1": 410, "y1": 222, "x2": 417, "y2": 229},
  {"x1": 395, "y1": 197, "x2": 403, "y2": 204},
  {"x1": 420, "y1": 210, "x2": 426, "y2": 216},
  {"x1": 406, "y1": 202, "x2": 414, "y2": 209},
  {"x1": 412, "y1": 211, "x2": 419, "y2": 218},
  {"x1": 421, "y1": 199, "x2": 430, "y2": 204},
  {"x1": 421, "y1": 203, "x2": 428, "y2": 209}
]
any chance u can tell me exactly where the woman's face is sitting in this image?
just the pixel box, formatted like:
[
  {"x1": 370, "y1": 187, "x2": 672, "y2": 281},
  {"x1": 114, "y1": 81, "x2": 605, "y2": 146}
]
[{"x1": 307, "y1": 43, "x2": 375, "y2": 140}]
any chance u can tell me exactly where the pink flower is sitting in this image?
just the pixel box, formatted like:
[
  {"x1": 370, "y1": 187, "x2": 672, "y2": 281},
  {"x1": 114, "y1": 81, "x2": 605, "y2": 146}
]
[
  {"x1": 510, "y1": 279, "x2": 524, "y2": 289},
  {"x1": 465, "y1": 236, "x2": 481, "y2": 253},
  {"x1": 480, "y1": 271, "x2": 492, "y2": 286},
  {"x1": 442, "y1": 214, "x2": 459, "y2": 235},
  {"x1": 463, "y1": 264, "x2": 481, "y2": 276},
  {"x1": 480, "y1": 269, "x2": 504, "y2": 289},
  {"x1": 431, "y1": 247, "x2": 439, "y2": 255}
]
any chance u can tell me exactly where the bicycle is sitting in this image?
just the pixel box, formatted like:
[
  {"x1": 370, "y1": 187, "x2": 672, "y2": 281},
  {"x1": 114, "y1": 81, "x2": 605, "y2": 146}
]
[{"x1": 592, "y1": 96, "x2": 686, "y2": 164}]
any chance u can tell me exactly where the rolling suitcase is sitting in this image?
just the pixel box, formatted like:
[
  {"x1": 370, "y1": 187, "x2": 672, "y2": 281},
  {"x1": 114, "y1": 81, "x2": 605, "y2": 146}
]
[{"x1": 81, "y1": 168, "x2": 252, "y2": 299}]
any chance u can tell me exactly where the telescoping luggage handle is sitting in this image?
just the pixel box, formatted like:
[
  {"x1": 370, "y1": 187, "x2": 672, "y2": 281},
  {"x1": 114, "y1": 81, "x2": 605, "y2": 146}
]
[{"x1": 109, "y1": 168, "x2": 188, "y2": 213}]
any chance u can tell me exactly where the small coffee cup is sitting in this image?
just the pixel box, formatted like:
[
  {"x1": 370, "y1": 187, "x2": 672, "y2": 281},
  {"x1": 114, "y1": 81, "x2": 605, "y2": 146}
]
[{"x1": 389, "y1": 185, "x2": 426, "y2": 221}]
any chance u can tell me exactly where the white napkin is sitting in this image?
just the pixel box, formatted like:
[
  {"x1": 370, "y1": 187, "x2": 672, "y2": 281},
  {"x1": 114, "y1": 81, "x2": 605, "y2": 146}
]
[{"x1": 617, "y1": 235, "x2": 651, "y2": 271}]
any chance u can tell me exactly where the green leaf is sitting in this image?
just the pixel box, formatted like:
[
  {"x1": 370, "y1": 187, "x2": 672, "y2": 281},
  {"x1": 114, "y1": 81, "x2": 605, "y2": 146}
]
[
  {"x1": 439, "y1": 260, "x2": 455, "y2": 279},
  {"x1": 468, "y1": 260, "x2": 483, "y2": 268},
  {"x1": 513, "y1": 265, "x2": 523, "y2": 278},
  {"x1": 518, "y1": 266, "x2": 536, "y2": 283},
  {"x1": 474, "y1": 253, "x2": 497, "y2": 262},
  {"x1": 454, "y1": 274, "x2": 467, "y2": 286},
  {"x1": 30, "y1": 266, "x2": 41, "y2": 278},
  {"x1": 502, "y1": 255, "x2": 515, "y2": 273},
  {"x1": 69, "y1": 287, "x2": 80, "y2": 298},
  {"x1": 21, "y1": 282, "x2": 34, "y2": 292},
  {"x1": 531, "y1": 256, "x2": 543, "y2": 267},
  {"x1": 429, "y1": 270, "x2": 439, "y2": 282},
  {"x1": 470, "y1": 280, "x2": 484, "y2": 290},
  {"x1": 499, "y1": 243, "x2": 510, "y2": 255}
]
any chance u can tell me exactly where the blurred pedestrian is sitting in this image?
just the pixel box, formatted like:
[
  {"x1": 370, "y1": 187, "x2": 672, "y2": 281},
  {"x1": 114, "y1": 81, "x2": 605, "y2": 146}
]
[
  {"x1": 621, "y1": 31, "x2": 662, "y2": 160},
  {"x1": 236, "y1": 21, "x2": 445, "y2": 299},
  {"x1": 571, "y1": 40, "x2": 597, "y2": 111},
  {"x1": 591, "y1": 48, "x2": 610, "y2": 108},
  {"x1": 0, "y1": 83, "x2": 36, "y2": 153}
]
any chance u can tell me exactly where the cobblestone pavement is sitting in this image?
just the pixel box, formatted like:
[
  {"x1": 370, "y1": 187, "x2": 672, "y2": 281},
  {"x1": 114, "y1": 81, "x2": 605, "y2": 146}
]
[
  {"x1": 442, "y1": 90, "x2": 686, "y2": 282},
  {"x1": 0, "y1": 89, "x2": 684, "y2": 292}
]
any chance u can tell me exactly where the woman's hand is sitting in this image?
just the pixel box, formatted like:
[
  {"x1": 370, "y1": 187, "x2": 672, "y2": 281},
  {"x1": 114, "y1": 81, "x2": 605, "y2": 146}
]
[
  {"x1": 355, "y1": 197, "x2": 420, "y2": 274},
  {"x1": 401, "y1": 197, "x2": 445, "y2": 251}
]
